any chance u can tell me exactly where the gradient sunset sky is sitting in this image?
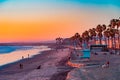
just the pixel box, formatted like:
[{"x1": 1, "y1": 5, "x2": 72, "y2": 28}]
[{"x1": 0, "y1": 0, "x2": 120, "y2": 42}]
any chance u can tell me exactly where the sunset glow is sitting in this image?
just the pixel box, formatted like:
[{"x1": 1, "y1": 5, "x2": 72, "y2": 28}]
[{"x1": 0, "y1": 0, "x2": 120, "y2": 42}]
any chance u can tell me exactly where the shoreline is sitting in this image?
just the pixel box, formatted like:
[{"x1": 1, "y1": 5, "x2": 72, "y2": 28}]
[
  {"x1": 0, "y1": 44, "x2": 71, "y2": 80},
  {"x1": 0, "y1": 48, "x2": 53, "y2": 70},
  {"x1": 0, "y1": 49, "x2": 52, "y2": 70},
  {"x1": 0, "y1": 45, "x2": 51, "y2": 69}
]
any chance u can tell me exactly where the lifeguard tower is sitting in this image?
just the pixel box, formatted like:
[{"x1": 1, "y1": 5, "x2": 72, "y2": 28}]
[{"x1": 80, "y1": 49, "x2": 91, "y2": 59}]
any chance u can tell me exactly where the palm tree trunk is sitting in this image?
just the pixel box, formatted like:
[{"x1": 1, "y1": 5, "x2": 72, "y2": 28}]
[
  {"x1": 108, "y1": 37, "x2": 110, "y2": 48},
  {"x1": 94, "y1": 36, "x2": 96, "y2": 45},
  {"x1": 114, "y1": 37, "x2": 116, "y2": 54},
  {"x1": 111, "y1": 38, "x2": 114, "y2": 49},
  {"x1": 105, "y1": 37, "x2": 107, "y2": 45},
  {"x1": 100, "y1": 38, "x2": 102, "y2": 45}
]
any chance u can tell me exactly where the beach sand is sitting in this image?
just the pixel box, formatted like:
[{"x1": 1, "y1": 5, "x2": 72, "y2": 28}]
[
  {"x1": 1, "y1": 45, "x2": 120, "y2": 80},
  {"x1": 0, "y1": 45, "x2": 71, "y2": 80},
  {"x1": 66, "y1": 52, "x2": 120, "y2": 80}
]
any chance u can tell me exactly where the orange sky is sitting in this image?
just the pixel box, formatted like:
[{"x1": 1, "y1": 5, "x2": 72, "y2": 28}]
[
  {"x1": 0, "y1": 16, "x2": 78, "y2": 42},
  {"x1": 0, "y1": 0, "x2": 120, "y2": 42}
]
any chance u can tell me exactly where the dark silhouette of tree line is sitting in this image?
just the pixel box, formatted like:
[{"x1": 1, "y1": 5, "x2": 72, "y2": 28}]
[
  {"x1": 69, "y1": 18, "x2": 120, "y2": 51},
  {"x1": 56, "y1": 18, "x2": 120, "y2": 53}
]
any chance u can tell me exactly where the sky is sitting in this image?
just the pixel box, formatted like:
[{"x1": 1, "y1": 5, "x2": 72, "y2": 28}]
[{"x1": 0, "y1": 0, "x2": 120, "y2": 42}]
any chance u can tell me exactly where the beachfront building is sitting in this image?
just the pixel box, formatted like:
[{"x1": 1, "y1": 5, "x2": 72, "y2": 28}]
[{"x1": 90, "y1": 44, "x2": 109, "y2": 55}]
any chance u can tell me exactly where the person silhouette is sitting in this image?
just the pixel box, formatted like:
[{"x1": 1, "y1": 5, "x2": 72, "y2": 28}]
[
  {"x1": 22, "y1": 56, "x2": 24, "y2": 59},
  {"x1": 19, "y1": 63, "x2": 23, "y2": 69},
  {"x1": 28, "y1": 54, "x2": 29, "y2": 58},
  {"x1": 37, "y1": 65, "x2": 41, "y2": 69}
]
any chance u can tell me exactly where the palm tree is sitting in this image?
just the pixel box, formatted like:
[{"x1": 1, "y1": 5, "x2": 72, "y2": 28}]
[
  {"x1": 96, "y1": 24, "x2": 107, "y2": 45},
  {"x1": 102, "y1": 24, "x2": 107, "y2": 44},
  {"x1": 79, "y1": 36, "x2": 83, "y2": 48},
  {"x1": 70, "y1": 33, "x2": 81, "y2": 48},
  {"x1": 102, "y1": 24, "x2": 107, "y2": 30},
  {"x1": 92, "y1": 28, "x2": 97, "y2": 44},
  {"x1": 109, "y1": 28, "x2": 116, "y2": 49},
  {"x1": 74, "y1": 33, "x2": 81, "y2": 47},
  {"x1": 82, "y1": 30, "x2": 90, "y2": 48},
  {"x1": 82, "y1": 32, "x2": 86, "y2": 48},
  {"x1": 110, "y1": 19, "x2": 116, "y2": 28},
  {"x1": 110, "y1": 18, "x2": 120, "y2": 49},
  {"x1": 116, "y1": 19, "x2": 120, "y2": 29},
  {"x1": 56, "y1": 37, "x2": 63, "y2": 45},
  {"x1": 104, "y1": 29, "x2": 110, "y2": 48},
  {"x1": 115, "y1": 19, "x2": 120, "y2": 49},
  {"x1": 88, "y1": 29, "x2": 93, "y2": 40},
  {"x1": 88, "y1": 28, "x2": 97, "y2": 45},
  {"x1": 96, "y1": 25, "x2": 103, "y2": 45},
  {"x1": 70, "y1": 36, "x2": 75, "y2": 46},
  {"x1": 115, "y1": 29, "x2": 119, "y2": 48}
]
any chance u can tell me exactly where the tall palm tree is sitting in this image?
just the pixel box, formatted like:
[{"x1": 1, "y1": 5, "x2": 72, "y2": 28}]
[
  {"x1": 82, "y1": 32, "x2": 86, "y2": 48},
  {"x1": 82, "y1": 30, "x2": 90, "y2": 48},
  {"x1": 96, "y1": 25, "x2": 103, "y2": 45},
  {"x1": 70, "y1": 36, "x2": 76, "y2": 46},
  {"x1": 88, "y1": 29, "x2": 93, "y2": 40},
  {"x1": 110, "y1": 19, "x2": 116, "y2": 28},
  {"x1": 109, "y1": 28, "x2": 116, "y2": 49},
  {"x1": 70, "y1": 33, "x2": 81, "y2": 48},
  {"x1": 102, "y1": 24, "x2": 107, "y2": 44},
  {"x1": 96, "y1": 24, "x2": 107, "y2": 45},
  {"x1": 110, "y1": 18, "x2": 120, "y2": 49},
  {"x1": 79, "y1": 36, "x2": 83, "y2": 48},
  {"x1": 88, "y1": 28, "x2": 97, "y2": 45},
  {"x1": 92, "y1": 28, "x2": 97, "y2": 44},
  {"x1": 104, "y1": 29, "x2": 110, "y2": 48},
  {"x1": 116, "y1": 19, "x2": 120, "y2": 29},
  {"x1": 115, "y1": 19, "x2": 120, "y2": 49},
  {"x1": 74, "y1": 33, "x2": 81, "y2": 47}
]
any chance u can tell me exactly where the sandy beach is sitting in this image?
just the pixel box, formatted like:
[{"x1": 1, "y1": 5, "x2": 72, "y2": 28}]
[
  {"x1": 0, "y1": 45, "x2": 71, "y2": 80},
  {"x1": 0, "y1": 46, "x2": 51, "y2": 66},
  {"x1": 1, "y1": 44, "x2": 120, "y2": 80},
  {"x1": 66, "y1": 51, "x2": 120, "y2": 80}
]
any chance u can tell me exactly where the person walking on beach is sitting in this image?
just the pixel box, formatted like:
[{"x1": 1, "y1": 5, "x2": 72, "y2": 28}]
[
  {"x1": 22, "y1": 56, "x2": 24, "y2": 59},
  {"x1": 28, "y1": 54, "x2": 29, "y2": 58},
  {"x1": 19, "y1": 63, "x2": 23, "y2": 69},
  {"x1": 68, "y1": 56, "x2": 71, "y2": 60}
]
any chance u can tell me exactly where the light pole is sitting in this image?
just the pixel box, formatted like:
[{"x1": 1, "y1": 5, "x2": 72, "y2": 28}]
[{"x1": 118, "y1": 29, "x2": 120, "y2": 54}]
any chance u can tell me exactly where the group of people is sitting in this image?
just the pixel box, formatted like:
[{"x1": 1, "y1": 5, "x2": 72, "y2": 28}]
[{"x1": 19, "y1": 54, "x2": 42, "y2": 69}]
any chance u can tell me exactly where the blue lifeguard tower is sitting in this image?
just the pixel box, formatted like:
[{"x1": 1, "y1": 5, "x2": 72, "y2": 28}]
[{"x1": 80, "y1": 49, "x2": 91, "y2": 59}]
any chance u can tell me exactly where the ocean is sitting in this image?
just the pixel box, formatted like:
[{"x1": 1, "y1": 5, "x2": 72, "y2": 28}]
[{"x1": 0, "y1": 45, "x2": 51, "y2": 67}]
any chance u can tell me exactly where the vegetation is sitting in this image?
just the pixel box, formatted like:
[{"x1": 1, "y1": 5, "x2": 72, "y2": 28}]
[
  {"x1": 70, "y1": 18, "x2": 120, "y2": 52},
  {"x1": 56, "y1": 17, "x2": 120, "y2": 53}
]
